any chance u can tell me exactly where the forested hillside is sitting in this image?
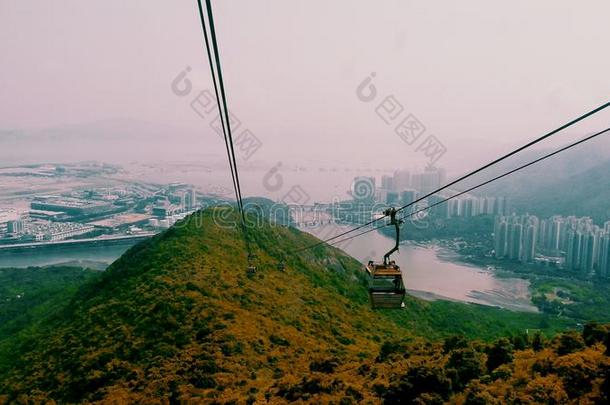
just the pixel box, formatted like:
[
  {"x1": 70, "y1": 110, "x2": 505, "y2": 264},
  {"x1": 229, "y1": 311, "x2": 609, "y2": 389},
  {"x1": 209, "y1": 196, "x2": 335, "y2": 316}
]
[{"x1": 0, "y1": 209, "x2": 608, "y2": 403}]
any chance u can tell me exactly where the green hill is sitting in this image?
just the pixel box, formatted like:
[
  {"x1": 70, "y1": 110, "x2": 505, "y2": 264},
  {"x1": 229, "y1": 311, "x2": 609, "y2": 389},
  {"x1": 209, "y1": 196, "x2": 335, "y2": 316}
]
[
  {"x1": 0, "y1": 208, "x2": 606, "y2": 403},
  {"x1": 0, "y1": 266, "x2": 100, "y2": 369}
]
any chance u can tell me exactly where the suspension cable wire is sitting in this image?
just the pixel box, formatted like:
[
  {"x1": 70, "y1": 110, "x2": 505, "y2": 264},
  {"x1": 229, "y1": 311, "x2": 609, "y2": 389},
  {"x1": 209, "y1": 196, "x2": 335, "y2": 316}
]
[
  {"x1": 291, "y1": 101, "x2": 610, "y2": 253},
  {"x1": 323, "y1": 127, "x2": 610, "y2": 250},
  {"x1": 194, "y1": 0, "x2": 610, "y2": 258},
  {"x1": 203, "y1": 0, "x2": 247, "y2": 217},
  {"x1": 397, "y1": 127, "x2": 610, "y2": 223},
  {"x1": 196, "y1": 0, "x2": 252, "y2": 257},
  {"x1": 323, "y1": 224, "x2": 390, "y2": 250},
  {"x1": 195, "y1": 0, "x2": 239, "y2": 209}
]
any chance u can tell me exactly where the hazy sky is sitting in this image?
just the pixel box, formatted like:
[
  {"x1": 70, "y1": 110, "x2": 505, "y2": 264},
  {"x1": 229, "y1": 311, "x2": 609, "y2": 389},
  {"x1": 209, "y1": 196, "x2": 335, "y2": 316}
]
[{"x1": 2, "y1": 0, "x2": 609, "y2": 173}]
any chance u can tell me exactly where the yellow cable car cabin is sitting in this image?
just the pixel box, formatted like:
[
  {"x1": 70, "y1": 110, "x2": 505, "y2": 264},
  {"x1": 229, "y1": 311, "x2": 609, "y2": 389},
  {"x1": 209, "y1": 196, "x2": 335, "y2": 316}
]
[
  {"x1": 365, "y1": 208, "x2": 405, "y2": 309},
  {"x1": 365, "y1": 260, "x2": 405, "y2": 309}
]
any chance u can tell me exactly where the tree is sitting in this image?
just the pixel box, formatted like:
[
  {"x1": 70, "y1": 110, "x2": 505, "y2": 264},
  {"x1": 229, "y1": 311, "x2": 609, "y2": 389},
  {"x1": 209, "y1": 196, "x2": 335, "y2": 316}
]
[
  {"x1": 556, "y1": 331, "x2": 585, "y2": 356},
  {"x1": 525, "y1": 375, "x2": 568, "y2": 404},
  {"x1": 377, "y1": 340, "x2": 409, "y2": 362},
  {"x1": 582, "y1": 322, "x2": 607, "y2": 346},
  {"x1": 446, "y1": 348, "x2": 485, "y2": 391},
  {"x1": 384, "y1": 365, "x2": 452, "y2": 404},
  {"x1": 554, "y1": 353, "x2": 597, "y2": 398},
  {"x1": 443, "y1": 335, "x2": 469, "y2": 354},
  {"x1": 463, "y1": 384, "x2": 499, "y2": 405},
  {"x1": 486, "y1": 338, "x2": 514, "y2": 372},
  {"x1": 531, "y1": 332, "x2": 545, "y2": 352},
  {"x1": 511, "y1": 333, "x2": 528, "y2": 351},
  {"x1": 600, "y1": 366, "x2": 610, "y2": 403}
]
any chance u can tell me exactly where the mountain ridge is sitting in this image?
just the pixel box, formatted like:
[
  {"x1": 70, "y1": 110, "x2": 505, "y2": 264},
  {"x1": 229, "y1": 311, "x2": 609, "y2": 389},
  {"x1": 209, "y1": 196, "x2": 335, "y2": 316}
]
[
  {"x1": 462, "y1": 135, "x2": 610, "y2": 222},
  {"x1": 1, "y1": 208, "x2": 404, "y2": 402},
  {"x1": 1, "y1": 208, "x2": 605, "y2": 403}
]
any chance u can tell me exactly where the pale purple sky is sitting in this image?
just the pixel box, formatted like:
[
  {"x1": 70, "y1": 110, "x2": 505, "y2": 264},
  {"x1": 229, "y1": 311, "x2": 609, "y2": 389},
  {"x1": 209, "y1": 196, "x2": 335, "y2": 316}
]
[{"x1": 2, "y1": 0, "x2": 609, "y2": 172}]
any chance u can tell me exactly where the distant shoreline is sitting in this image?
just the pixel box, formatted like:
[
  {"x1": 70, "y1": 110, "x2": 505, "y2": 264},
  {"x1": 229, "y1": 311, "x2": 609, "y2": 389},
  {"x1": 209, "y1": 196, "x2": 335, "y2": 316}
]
[{"x1": 0, "y1": 233, "x2": 154, "y2": 254}]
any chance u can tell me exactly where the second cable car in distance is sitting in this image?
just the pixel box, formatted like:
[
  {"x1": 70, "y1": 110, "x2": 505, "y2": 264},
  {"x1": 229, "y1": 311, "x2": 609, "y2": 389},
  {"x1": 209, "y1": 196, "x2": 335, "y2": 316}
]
[
  {"x1": 365, "y1": 207, "x2": 406, "y2": 309},
  {"x1": 247, "y1": 253, "x2": 257, "y2": 274}
]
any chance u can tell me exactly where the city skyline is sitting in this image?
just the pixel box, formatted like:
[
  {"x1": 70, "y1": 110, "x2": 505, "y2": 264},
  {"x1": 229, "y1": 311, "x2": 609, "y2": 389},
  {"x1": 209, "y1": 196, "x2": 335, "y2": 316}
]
[{"x1": 494, "y1": 213, "x2": 610, "y2": 278}]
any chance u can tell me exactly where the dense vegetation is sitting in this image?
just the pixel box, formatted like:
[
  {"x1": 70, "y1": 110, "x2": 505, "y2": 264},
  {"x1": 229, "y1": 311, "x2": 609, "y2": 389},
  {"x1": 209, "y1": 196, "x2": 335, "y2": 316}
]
[
  {"x1": 377, "y1": 323, "x2": 610, "y2": 404},
  {"x1": 0, "y1": 266, "x2": 100, "y2": 374},
  {"x1": 0, "y1": 208, "x2": 608, "y2": 403},
  {"x1": 0, "y1": 266, "x2": 99, "y2": 338}
]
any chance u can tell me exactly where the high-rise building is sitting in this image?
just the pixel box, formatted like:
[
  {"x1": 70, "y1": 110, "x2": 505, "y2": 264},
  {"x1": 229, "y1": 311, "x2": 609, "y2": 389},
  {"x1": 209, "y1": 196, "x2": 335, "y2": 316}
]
[
  {"x1": 448, "y1": 199, "x2": 462, "y2": 217},
  {"x1": 558, "y1": 219, "x2": 570, "y2": 252},
  {"x1": 582, "y1": 231, "x2": 598, "y2": 274},
  {"x1": 410, "y1": 166, "x2": 446, "y2": 194},
  {"x1": 566, "y1": 230, "x2": 584, "y2": 271},
  {"x1": 508, "y1": 221, "x2": 523, "y2": 260},
  {"x1": 599, "y1": 233, "x2": 610, "y2": 278},
  {"x1": 418, "y1": 167, "x2": 442, "y2": 194},
  {"x1": 429, "y1": 194, "x2": 450, "y2": 218},
  {"x1": 538, "y1": 218, "x2": 549, "y2": 250},
  {"x1": 393, "y1": 170, "x2": 410, "y2": 192},
  {"x1": 494, "y1": 197, "x2": 509, "y2": 216},
  {"x1": 421, "y1": 169, "x2": 438, "y2": 193},
  {"x1": 400, "y1": 189, "x2": 418, "y2": 206},
  {"x1": 495, "y1": 214, "x2": 540, "y2": 263},
  {"x1": 462, "y1": 198, "x2": 480, "y2": 217},
  {"x1": 496, "y1": 213, "x2": 610, "y2": 275},
  {"x1": 494, "y1": 217, "x2": 509, "y2": 258},
  {"x1": 559, "y1": 217, "x2": 599, "y2": 273},
  {"x1": 550, "y1": 216, "x2": 564, "y2": 253},
  {"x1": 375, "y1": 189, "x2": 388, "y2": 203},
  {"x1": 7, "y1": 219, "x2": 25, "y2": 234},
  {"x1": 521, "y1": 217, "x2": 538, "y2": 263},
  {"x1": 380, "y1": 175, "x2": 394, "y2": 191},
  {"x1": 185, "y1": 189, "x2": 197, "y2": 210},
  {"x1": 386, "y1": 191, "x2": 399, "y2": 205},
  {"x1": 482, "y1": 197, "x2": 496, "y2": 215}
]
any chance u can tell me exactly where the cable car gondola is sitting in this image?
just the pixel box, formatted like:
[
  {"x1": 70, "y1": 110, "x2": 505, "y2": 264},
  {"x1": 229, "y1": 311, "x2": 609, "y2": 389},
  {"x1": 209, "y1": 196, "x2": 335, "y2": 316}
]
[
  {"x1": 247, "y1": 253, "x2": 257, "y2": 274},
  {"x1": 365, "y1": 208, "x2": 405, "y2": 309}
]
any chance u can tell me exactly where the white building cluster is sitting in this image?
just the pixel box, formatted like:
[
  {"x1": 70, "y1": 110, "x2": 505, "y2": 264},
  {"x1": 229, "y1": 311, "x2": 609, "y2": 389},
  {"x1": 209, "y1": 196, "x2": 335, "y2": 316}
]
[
  {"x1": 429, "y1": 193, "x2": 509, "y2": 218},
  {"x1": 368, "y1": 167, "x2": 508, "y2": 219},
  {"x1": 494, "y1": 214, "x2": 610, "y2": 277},
  {"x1": 494, "y1": 214, "x2": 539, "y2": 263},
  {"x1": 22, "y1": 221, "x2": 95, "y2": 242}
]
